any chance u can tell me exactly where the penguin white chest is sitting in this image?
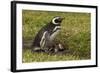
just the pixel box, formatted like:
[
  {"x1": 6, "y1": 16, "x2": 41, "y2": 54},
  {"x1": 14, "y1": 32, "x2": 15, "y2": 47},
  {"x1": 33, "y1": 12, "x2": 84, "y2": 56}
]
[{"x1": 50, "y1": 29, "x2": 60, "y2": 41}]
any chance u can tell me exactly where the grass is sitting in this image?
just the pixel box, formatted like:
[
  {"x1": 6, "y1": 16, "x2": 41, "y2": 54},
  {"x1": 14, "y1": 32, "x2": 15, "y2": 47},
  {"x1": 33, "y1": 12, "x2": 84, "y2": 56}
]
[
  {"x1": 22, "y1": 49, "x2": 80, "y2": 63},
  {"x1": 22, "y1": 10, "x2": 91, "y2": 63}
]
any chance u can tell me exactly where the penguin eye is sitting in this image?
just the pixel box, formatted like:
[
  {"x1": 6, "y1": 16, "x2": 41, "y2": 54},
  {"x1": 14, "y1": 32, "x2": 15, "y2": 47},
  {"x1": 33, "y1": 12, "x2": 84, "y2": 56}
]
[{"x1": 52, "y1": 17, "x2": 63, "y2": 25}]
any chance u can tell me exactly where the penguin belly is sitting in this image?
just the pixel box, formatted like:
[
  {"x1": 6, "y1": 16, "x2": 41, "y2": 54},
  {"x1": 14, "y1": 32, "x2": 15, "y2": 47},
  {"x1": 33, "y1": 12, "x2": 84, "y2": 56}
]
[{"x1": 50, "y1": 30, "x2": 60, "y2": 41}]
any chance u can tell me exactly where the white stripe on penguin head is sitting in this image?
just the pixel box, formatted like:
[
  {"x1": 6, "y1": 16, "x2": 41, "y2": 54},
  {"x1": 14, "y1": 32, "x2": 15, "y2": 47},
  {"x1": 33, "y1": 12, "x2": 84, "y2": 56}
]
[{"x1": 52, "y1": 17, "x2": 60, "y2": 25}]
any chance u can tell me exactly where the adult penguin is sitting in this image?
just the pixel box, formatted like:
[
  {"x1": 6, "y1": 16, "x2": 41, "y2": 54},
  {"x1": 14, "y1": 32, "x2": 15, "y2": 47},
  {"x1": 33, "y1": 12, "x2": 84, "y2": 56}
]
[{"x1": 32, "y1": 16, "x2": 64, "y2": 52}]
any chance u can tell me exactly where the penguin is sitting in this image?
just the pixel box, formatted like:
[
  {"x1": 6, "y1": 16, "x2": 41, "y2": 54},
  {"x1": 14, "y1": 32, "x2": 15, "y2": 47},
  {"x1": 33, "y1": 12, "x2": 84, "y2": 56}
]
[{"x1": 32, "y1": 16, "x2": 64, "y2": 52}]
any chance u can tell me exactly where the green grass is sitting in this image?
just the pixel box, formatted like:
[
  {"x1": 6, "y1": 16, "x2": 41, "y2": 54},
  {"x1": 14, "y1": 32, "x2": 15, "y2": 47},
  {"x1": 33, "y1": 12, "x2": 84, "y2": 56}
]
[
  {"x1": 22, "y1": 49, "x2": 80, "y2": 63},
  {"x1": 22, "y1": 10, "x2": 91, "y2": 63}
]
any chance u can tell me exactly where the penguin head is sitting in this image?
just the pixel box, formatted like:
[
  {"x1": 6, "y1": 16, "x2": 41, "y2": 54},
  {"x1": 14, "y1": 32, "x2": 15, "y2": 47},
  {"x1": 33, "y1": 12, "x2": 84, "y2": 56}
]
[{"x1": 52, "y1": 16, "x2": 64, "y2": 25}]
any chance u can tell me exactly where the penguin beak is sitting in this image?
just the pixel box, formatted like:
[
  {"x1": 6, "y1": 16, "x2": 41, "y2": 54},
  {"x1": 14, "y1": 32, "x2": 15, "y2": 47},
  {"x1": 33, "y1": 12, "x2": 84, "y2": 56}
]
[
  {"x1": 57, "y1": 17, "x2": 65, "y2": 23},
  {"x1": 59, "y1": 17, "x2": 65, "y2": 22},
  {"x1": 61, "y1": 17, "x2": 65, "y2": 20}
]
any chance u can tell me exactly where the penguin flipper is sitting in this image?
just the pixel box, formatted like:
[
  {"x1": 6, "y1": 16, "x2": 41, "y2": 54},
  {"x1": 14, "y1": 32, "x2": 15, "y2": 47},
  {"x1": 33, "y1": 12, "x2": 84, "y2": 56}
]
[{"x1": 40, "y1": 31, "x2": 51, "y2": 49}]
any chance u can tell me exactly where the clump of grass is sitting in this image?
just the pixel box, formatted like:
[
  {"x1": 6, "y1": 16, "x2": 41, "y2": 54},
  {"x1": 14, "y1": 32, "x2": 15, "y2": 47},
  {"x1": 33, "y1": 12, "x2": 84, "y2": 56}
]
[
  {"x1": 22, "y1": 10, "x2": 91, "y2": 63},
  {"x1": 22, "y1": 49, "x2": 80, "y2": 63}
]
